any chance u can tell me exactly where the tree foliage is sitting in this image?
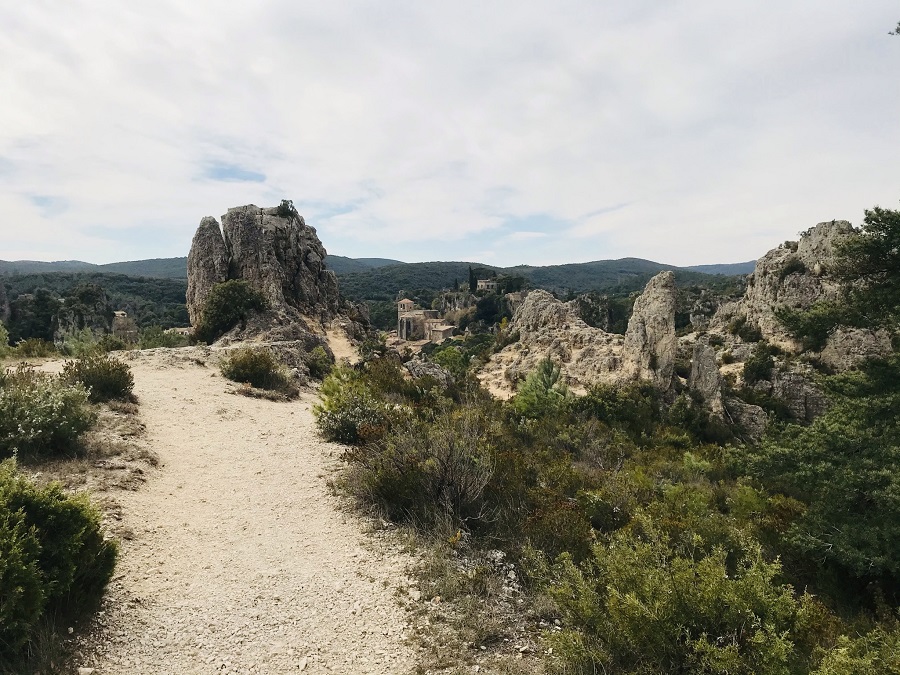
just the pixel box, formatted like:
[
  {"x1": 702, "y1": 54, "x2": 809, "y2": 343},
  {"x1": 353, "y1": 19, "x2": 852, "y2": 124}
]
[{"x1": 193, "y1": 280, "x2": 266, "y2": 344}]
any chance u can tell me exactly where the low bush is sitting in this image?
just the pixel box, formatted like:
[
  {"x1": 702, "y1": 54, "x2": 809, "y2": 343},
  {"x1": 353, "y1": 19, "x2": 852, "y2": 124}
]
[
  {"x1": 61, "y1": 354, "x2": 135, "y2": 403},
  {"x1": 0, "y1": 322, "x2": 11, "y2": 357},
  {"x1": 314, "y1": 366, "x2": 394, "y2": 444},
  {"x1": 743, "y1": 342, "x2": 775, "y2": 384},
  {"x1": 726, "y1": 315, "x2": 763, "y2": 343},
  {"x1": 139, "y1": 325, "x2": 189, "y2": 349},
  {"x1": 0, "y1": 459, "x2": 116, "y2": 666},
  {"x1": 0, "y1": 366, "x2": 95, "y2": 459},
  {"x1": 97, "y1": 333, "x2": 128, "y2": 352},
  {"x1": 220, "y1": 347, "x2": 296, "y2": 398},
  {"x1": 193, "y1": 280, "x2": 266, "y2": 344},
  {"x1": 57, "y1": 328, "x2": 102, "y2": 358},
  {"x1": 14, "y1": 338, "x2": 56, "y2": 358},
  {"x1": 776, "y1": 302, "x2": 845, "y2": 351},
  {"x1": 306, "y1": 345, "x2": 333, "y2": 380},
  {"x1": 778, "y1": 255, "x2": 808, "y2": 280}
]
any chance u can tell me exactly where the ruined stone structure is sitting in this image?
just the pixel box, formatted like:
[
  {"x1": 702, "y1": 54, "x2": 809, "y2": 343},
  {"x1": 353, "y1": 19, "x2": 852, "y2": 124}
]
[
  {"x1": 397, "y1": 300, "x2": 455, "y2": 343},
  {"x1": 476, "y1": 279, "x2": 499, "y2": 293}
]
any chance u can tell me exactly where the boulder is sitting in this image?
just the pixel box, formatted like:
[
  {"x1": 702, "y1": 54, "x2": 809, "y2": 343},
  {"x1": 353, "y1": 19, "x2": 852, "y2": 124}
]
[
  {"x1": 623, "y1": 271, "x2": 677, "y2": 389},
  {"x1": 404, "y1": 359, "x2": 454, "y2": 388},
  {"x1": 819, "y1": 327, "x2": 894, "y2": 371},
  {"x1": 689, "y1": 342, "x2": 724, "y2": 414},
  {"x1": 723, "y1": 397, "x2": 768, "y2": 441}
]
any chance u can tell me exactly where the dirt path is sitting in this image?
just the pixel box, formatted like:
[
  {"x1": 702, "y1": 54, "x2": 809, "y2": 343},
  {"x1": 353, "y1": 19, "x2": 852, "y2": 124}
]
[{"x1": 78, "y1": 349, "x2": 415, "y2": 674}]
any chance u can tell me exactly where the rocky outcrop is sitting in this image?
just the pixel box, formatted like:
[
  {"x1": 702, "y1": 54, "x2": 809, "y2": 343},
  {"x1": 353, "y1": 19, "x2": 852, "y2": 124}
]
[
  {"x1": 186, "y1": 203, "x2": 364, "y2": 343},
  {"x1": 186, "y1": 217, "x2": 230, "y2": 325},
  {"x1": 480, "y1": 272, "x2": 678, "y2": 396},
  {"x1": 478, "y1": 290, "x2": 625, "y2": 396},
  {"x1": 723, "y1": 397, "x2": 767, "y2": 441},
  {"x1": 819, "y1": 328, "x2": 893, "y2": 371},
  {"x1": 53, "y1": 283, "x2": 113, "y2": 343},
  {"x1": 404, "y1": 359, "x2": 454, "y2": 388},
  {"x1": 689, "y1": 342, "x2": 724, "y2": 414},
  {"x1": 623, "y1": 271, "x2": 677, "y2": 389},
  {"x1": 711, "y1": 221, "x2": 853, "y2": 348}
]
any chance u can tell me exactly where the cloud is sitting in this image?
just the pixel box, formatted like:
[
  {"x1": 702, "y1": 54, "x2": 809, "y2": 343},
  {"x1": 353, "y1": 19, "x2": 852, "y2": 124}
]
[{"x1": 0, "y1": 1, "x2": 898, "y2": 266}]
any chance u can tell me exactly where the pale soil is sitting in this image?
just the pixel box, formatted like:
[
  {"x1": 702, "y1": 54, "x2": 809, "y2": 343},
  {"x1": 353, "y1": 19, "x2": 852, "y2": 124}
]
[{"x1": 73, "y1": 348, "x2": 415, "y2": 674}]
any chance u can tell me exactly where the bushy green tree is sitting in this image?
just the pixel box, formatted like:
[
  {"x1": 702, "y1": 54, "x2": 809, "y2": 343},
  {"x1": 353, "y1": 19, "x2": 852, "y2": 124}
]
[
  {"x1": 513, "y1": 358, "x2": 570, "y2": 418},
  {"x1": 193, "y1": 280, "x2": 266, "y2": 344}
]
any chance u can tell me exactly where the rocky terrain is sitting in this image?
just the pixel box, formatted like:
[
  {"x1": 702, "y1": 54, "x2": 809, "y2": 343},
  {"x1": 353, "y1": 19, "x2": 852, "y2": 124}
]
[{"x1": 481, "y1": 220, "x2": 894, "y2": 436}]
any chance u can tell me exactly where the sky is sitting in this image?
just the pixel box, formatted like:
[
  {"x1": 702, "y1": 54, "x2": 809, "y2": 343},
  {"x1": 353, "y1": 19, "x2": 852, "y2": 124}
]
[{"x1": 1, "y1": 2, "x2": 898, "y2": 268}]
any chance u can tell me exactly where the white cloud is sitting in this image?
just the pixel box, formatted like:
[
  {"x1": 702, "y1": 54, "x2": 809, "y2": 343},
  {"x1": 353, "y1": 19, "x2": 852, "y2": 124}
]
[{"x1": 0, "y1": 0, "x2": 898, "y2": 266}]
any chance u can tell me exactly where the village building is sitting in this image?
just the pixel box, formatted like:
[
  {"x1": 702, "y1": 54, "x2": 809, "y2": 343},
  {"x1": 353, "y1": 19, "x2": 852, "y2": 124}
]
[
  {"x1": 476, "y1": 279, "x2": 499, "y2": 293},
  {"x1": 397, "y1": 299, "x2": 456, "y2": 343}
]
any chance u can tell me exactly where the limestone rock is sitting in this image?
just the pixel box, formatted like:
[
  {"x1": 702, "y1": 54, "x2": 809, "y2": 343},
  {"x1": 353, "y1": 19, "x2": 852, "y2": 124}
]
[
  {"x1": 404, "y1": 359, "x2": 454, "y2": 388},
  {"x1": 712, "y1": 221, "x2": 853, "y2": 348},
  {"x1": 623, "y1": 271, "x2": 677, "y2": 389},
  {"x1": 478, "y1": 289, "x2": 625, "y2": 397},
  {"x1": 186, "y1": 204, "x2": 366, "y2": 344},
  {"x1": 723, "y1": 397, "x2": 767, "y2": 441},
  {"x1": 53, "y1": 283, "x2": 113, "y2": 343},
  {"x1": 186, "y1": 216, "x2": 229, "y2": 326},
  {"x1": 819, "y1": 327, "x2": 893, "y2": 371},
  {"x1": 689, "y1": 342, "x2": 724, "y2": 413}
]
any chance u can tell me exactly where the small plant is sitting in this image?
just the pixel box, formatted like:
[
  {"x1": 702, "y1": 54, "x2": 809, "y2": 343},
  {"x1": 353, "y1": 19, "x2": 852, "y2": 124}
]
[
  {"x1": 97, "y1": 333, "x2": 128, "y2": 352},
  {"x1": 220, "y1": 347, "x2": 295, "y2": 396},
  {"x1": 0, "y1": 322, "x2": 11, "y2": 358},
  {"x1": 0, "y1": 459, "x2": 116, "y2": 665},
  {"x1": 743, "y1": 342, "x2": 775, "y2": 384},
  {"x1": 275, "y1": 199, "x2": 297, "y2": 219},
  {"x1": 314, "y1": 366, "x2": 393, "y2": 444},
  {"x1": 57, "y1": 328, "x2": 102, "y2": 358},
  {"x1": 726, "y1": 315, "x2": 763, "y2": 343},
  {"x1": 0, "y1": 366, "x2": 95, "y2": 459},
  {"x1": 193, "y1": 280, "x2": 267, "y2": 345},
  {"x1": 14, "y1": 338, "x2": 56, "y2": 358},
  {"x1": 139, "y1": 325, "x2": 189, "y2": 349},
  {"x1": 778, "y1": 255, "x2": 807, "y2": 281},
  {"x1": 306, "y1": 345, "x2": 333, "y2": 380},
  {"x1": 61, "y1": 355, "x2": 135, "y2": 403}
]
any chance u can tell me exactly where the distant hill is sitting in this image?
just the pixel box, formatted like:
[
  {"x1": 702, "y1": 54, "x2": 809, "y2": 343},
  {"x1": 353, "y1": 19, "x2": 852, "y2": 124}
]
[
  {"x1": 685, "y1": 261, "x2": 755, "y2": 276},
  {"x1": 0, "y1": 257, "x2": 188, "y2": 279},
  {"x1": 324, "y1": 255, "x2": 405, "y2": 275},
  {"x1": 1, "y1": 255, "x2": 748, "y2": 305},
  {"x1": 336, "y1": 258, "x2": 740, "y2": 302}
]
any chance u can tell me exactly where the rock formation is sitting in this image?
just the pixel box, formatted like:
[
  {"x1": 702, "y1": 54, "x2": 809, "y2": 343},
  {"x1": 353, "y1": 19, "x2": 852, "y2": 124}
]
[
  {"x1": 480, "y1": 272, "x2": 678, "y2": 396},
  {"x1": 688, "y1": 342, "x2": 724, "y2": 414},
  {"x1": 53, "y1": 283, "x2": 113, "y2": 343},
  {"x1": 623, "y1": 271, "x2": 677, "y2": 389},
  {"x1": 711, "y1": 220, "x2": 853, "y2": 348},
  {"x1": 186, "y1": 204, "x2": 364, "y2": 344}
]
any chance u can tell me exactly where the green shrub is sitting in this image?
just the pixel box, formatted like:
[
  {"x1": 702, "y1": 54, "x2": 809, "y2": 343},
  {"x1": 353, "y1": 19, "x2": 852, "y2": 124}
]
[
  {"x1": 193, "y1": 280, "x2": 266, "y2": 344},
  {"x1": 512, "y1": 358, "x2": 570, "y2": 419},
  {"x1": 0, "y1": 460, "x2": 116, "y2": 664},
  {"x1": 139, "y1": 325, "x2": 188, "y2": 349},
  {"x1": 306, "y1": 345, "x2": 333, "y2": 380},
  {"x1": 0, "y1": 322, "x2": 11, "y2": 357},
  {"x1": 14, "y1": 338, "x2": 56, "y2": 358},
  {"x1": 61, "y1": 355, "x2": 135, "y2": 403},
  {"x1": 776, "y1": 302, "x2": 845, "y2": 351},
  {"x1": 314, "y1": 366, "x2": 394, "y2": 444},
  {"x1": 220, "y1": 347, "x2": 294, "y2": 394},
  {"x1": 0, "y1": 366, "x2": 95, "y2": 459},
  {"x1": 743, "y1": 342, "x2": 775, "y2": 384},
  {"x1": 727, "y1": 315, "x2": 763, "y2": 343},
  {"x1": 97, "y1": 333, "x2": 128, "y2": 352},
  {"x1": 778, "y1": 255, "x2": 808, "y2": 281},
  {"x1": 57, "y1": 327, "x2": 102, "y2": 358},
  {"x1": 343, "y1": 405, "x2": 495, "y2": 526}
]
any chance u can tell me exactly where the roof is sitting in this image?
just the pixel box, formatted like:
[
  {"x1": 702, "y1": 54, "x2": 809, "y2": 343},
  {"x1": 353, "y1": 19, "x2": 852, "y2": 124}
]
[{"x1": 398, "y1": 298, "x2": 414, "y2": 304}]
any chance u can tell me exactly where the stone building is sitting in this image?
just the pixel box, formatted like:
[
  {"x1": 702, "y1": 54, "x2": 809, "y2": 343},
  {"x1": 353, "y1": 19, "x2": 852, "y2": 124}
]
[
  {"x1": 397, "y1": 300, "x2": 455, "y2": 342},
  {"x1": 476, "y1": 279, "x2": 499, "y2": 293}
]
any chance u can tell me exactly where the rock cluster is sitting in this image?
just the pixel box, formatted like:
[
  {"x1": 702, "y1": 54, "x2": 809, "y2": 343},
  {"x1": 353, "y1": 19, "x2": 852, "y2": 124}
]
[
  {"x1": 480, "y1": 272, "x2": 679, "y2": 396},
  {"x1": 186, "y1": 204, "x2": 363, "y2": 343}
]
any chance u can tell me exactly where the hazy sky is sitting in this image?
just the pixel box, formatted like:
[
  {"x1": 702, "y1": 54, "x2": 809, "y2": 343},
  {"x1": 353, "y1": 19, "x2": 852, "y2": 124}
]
[{"x1": 1, "y1": 2, "x2": 898, "y2": 267}]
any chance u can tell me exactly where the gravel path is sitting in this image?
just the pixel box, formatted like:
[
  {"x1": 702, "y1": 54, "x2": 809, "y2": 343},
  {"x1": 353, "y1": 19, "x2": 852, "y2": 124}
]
[{"x1": 78, "y1": 349, "x2": 415, "y2": 674}]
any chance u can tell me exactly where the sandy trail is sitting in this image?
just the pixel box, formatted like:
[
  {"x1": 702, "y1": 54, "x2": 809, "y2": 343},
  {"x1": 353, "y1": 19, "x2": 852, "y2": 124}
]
[{"x1": 80, "y1": 349, "x2": 414, "y2": 674}]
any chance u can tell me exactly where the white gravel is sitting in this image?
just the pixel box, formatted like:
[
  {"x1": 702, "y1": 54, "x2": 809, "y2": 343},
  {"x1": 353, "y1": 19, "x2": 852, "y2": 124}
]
[{"x1": 76, "y1": 349, "x2": 415, "y2": 674}]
